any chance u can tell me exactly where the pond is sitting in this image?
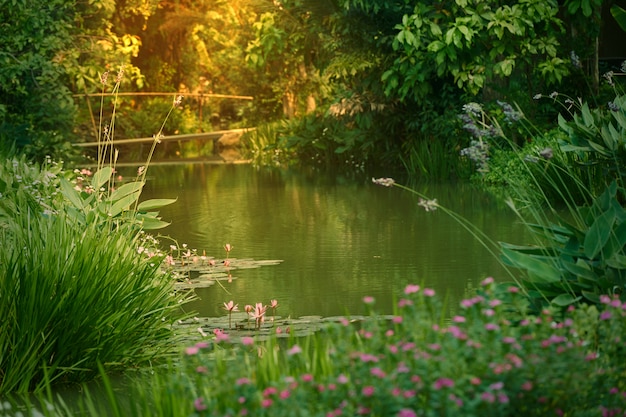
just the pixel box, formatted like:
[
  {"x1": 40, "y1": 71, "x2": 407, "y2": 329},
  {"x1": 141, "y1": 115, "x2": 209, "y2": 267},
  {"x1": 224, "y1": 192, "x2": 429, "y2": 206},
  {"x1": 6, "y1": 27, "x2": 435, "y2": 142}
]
[{"x1": 139, "y1": 163, "x2": 529, "y2": 319}]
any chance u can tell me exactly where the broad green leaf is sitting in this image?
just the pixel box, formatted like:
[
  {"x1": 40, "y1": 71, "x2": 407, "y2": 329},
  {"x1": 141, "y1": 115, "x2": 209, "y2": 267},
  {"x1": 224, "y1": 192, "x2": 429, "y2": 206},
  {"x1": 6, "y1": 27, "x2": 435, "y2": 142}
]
[
  {"x1": 611, "y1": 5, "x2": 626, "y2": 32},
  {"x1": 583, "y1": 207, "x2": 615, "y2": 259},
  {"x1": 606, "y1": 253, "x2": 626, "y2": 269},
  {"x1": 140, "y1": 217, "x2": 171, "y2": 230},
  {"x1": 580, "y1": 102, "x2": 594, "y2": 127},
  {"x1": 551, "y1": 293, "x2": 581, "y2": 307},
  {"x1": 137, "y1": 198, "x2": 177, "y2": 211},
  {"x1": 60, "y1": 178, "x2": 84, "y2": 211},
  {"x1": 582, "y1": 290, "x2": 600, "y2": 304},
  {"x1": 561, "y1": 259, "x2": 596, "y2": 281},
  {"x1": 501, "y1": 248, "x2": 562, "y2": 283},
  {"x1": 109, "y1": 181, "x2": 144, "y2": 203},
  {"x1": 108, "y1": 191, "x2": 142, "y2": 217},
  {"x1": 91, "y1": 167, "x2": 114, "y2": 190}
]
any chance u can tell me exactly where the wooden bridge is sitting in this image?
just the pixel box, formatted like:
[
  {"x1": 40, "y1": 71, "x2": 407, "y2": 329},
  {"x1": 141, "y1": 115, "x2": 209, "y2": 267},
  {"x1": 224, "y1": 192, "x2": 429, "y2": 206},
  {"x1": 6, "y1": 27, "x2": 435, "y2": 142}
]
[
  {"x1": 72, "y1": 128, "x2": 254, "y2": 148},
  {"x1": 72, "y1": 91, "x2": 254, "y2": 147}
]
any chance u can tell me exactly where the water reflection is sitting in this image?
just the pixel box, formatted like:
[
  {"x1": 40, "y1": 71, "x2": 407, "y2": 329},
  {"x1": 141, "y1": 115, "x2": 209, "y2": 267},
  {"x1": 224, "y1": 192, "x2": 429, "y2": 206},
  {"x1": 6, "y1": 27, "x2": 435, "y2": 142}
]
[{"x1": 140, "y1": 164, "x2": 528, "y2": 318}]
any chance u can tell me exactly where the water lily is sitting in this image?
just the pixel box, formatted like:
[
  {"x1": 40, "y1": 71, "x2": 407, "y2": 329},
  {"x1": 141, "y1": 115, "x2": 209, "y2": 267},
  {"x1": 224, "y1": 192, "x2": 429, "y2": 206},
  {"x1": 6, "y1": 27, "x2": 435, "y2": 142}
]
[
  {"x1": 270, "y1": 299, "x2": 279, "y2": 322},
  {"x1": 223, "y1": 300, "x2": 239, "y2": 329},
  {"x1": 249, "y1": 302, "x2": 267, "y2": 330}
]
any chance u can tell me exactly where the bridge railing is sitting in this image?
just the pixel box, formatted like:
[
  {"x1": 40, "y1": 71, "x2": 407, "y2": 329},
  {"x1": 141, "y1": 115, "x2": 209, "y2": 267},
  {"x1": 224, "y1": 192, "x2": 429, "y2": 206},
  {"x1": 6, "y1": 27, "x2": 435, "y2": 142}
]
[{"x1": 72, "y1": 92, "x2": 254, "y2": 143}]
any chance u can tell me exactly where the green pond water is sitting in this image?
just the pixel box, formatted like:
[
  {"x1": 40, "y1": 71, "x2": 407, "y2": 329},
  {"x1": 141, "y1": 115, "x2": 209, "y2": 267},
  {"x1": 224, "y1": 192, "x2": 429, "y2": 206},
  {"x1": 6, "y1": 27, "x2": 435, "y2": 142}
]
[{"x1": 139, "y1": 163, "x2": 530, "y2": 319}]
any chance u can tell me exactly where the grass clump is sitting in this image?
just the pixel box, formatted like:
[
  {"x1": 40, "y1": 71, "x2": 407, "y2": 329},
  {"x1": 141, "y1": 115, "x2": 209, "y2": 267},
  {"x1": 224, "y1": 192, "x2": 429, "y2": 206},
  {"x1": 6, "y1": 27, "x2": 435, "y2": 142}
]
[{"x1": 0, "y1": 156, "x2": 189, "y2": 395}]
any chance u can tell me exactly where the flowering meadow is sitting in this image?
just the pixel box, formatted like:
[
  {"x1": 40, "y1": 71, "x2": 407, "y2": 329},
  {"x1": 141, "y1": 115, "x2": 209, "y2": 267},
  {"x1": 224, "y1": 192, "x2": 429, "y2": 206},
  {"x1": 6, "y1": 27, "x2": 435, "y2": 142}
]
[{"x1": 82, "y1": 279, "x2": 626, "y2": 417}]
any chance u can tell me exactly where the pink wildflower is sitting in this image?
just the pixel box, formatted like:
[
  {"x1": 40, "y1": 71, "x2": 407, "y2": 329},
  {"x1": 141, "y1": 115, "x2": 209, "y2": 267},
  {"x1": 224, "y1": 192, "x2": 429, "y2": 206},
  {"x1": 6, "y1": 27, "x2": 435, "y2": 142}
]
[
  {"x1": 433, "y1": 378, "x2": 455, "y2": 390},
  {"x1": 194, "y1": 397, "x2": 207, "y2": 411},
  {"x1": 398, "y1": 409, "x2": 417, "y2": 417},
  {"x1": 362, "y1": 386, "x2": 375, "y2": 397},
  {"x1": 404, "y1": 284, "x2": 420, "y2": 294},
  {"x1": 423, "y1": 288, "x2": 436, "y2": 297}
]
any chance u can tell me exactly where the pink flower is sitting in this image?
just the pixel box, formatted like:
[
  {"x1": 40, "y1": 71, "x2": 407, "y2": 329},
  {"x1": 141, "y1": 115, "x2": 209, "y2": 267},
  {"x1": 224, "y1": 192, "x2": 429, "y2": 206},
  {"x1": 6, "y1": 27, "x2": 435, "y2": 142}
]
[
  {"x1": 261, "y1": 399, "x2": 273, "y2": 408},
  {"x1": 600, "y1": 311, "x2": 612, "y2": 320},
  {"x1": 398, "y1": 298, "x2": 413, "y2": 307},
  {"x1": 452, "y1": 315, "x2": 466, "y2": 323},
  {"x1": 287, "y1": 345, "x2": 302, "y2": 356},
  {"x1": 481, "y1": 277, "x2": 494, "y2": 286},
  {"x1": 185, "y1": 346, "x2": 199, "y2": 355},
  {"x1": 337, "y1": 374, "x2": 349, "y2": 384},
  {"x1": 280, "y1": 389, "x2": 291, "y2": 399},
  {"x1": 223, "y1": 300, "x2": 239, "y2": 312},
  {"x1": 481, "y1": 392, "x2": 496, "y2": 403},
  {"x1": 370, "y1": 367, "x2": 386, "y2": 378},
  {"x1": 397, "y1": 409, "x2": 417, "y2": 417},
  {"x1": 423, "y1": 288, "x2": 436, "y2": 297},
  {"x1": 362, "y1": 386, "x2": 375, "y2": 397},
  {"x1": 270, "y1": 299, "x2": 279, "y2": 309},
  {"x1": 224, "y1": 243, "x2": 233, "y2": 253},
  {"x1": 363, "y1": 296, "x2": 375, "y2": 304},
  {"x1": 433, "y1": 378, "x2": 454, "y2": 390},
  {"x1": 507, "y1": 286, "x2": 519, "y2": 293},
  {"x1": 484, "y1": 323, "x2": 500, "y2": 331},
  {"x1": 241, "y1": 336, "x2": 254, "y2": 346},
  {"x1": 392, "y1": 315, "x2": 403, "y2": 323},
  {"x1": 194, "y1": 397, "x2": 207, "y2": 411},
  {"x1": 404, "y1": 284, "x2": 420, "y2": 294},
  {"x1": 236, "y1": 377, "x2": 251, "y2": 385}
]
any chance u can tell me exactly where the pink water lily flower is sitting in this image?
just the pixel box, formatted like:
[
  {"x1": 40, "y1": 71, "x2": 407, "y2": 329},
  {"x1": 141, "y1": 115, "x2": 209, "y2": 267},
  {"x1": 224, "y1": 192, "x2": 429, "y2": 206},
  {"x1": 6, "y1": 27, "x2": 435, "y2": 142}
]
[
  {"x1": 250, "y1": 302, "x2": 267, "y2": 330},
  {"x1": 223, "y1": 300, "x2": 238, "y2": 312},
  {"x1": 223, "y1": 300, "x2": 238, "y2": 329}
]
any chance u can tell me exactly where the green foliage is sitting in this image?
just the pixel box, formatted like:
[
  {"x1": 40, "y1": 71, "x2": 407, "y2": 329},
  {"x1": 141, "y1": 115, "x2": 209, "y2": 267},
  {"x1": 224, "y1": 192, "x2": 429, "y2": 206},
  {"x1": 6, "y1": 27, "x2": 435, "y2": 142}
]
[
  {"x1": 383, "y1": 0, "x2": 568, "y2": 101},
  {"x1": 502, "y1": 181, "x2": 626, "y2": 309},
  {"x1": 59, "y1": 166, "x2": 175, "y2": 231},
  {"x1": 611, "y1": 5, "x2": 626, "y2": 32},
  {"x1": 41, "y1": 282, "x2": 626, "y2": 416},
  {"x1": 0, "y1": 158, "x2": 189, "y2": 394},
  {"x1": 0, "y1": 0, "x2": 77, "y2": 160},
  {"x1": 557, "y1": 93, "x2": 626, "y2": 194}
]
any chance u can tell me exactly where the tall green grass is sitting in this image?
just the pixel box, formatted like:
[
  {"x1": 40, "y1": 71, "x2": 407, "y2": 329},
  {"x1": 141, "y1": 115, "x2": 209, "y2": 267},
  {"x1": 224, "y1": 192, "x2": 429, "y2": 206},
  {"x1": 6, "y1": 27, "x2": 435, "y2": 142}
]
[{"x1": 0, "y1": 209, "x2": 189, "y2": 393}]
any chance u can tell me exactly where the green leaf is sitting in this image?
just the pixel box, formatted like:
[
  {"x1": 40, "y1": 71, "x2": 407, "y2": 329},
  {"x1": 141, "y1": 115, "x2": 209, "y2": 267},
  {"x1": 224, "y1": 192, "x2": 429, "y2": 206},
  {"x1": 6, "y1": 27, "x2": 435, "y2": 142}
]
[
  {"x1": 137, "y1": 198, "x2": 177, "y2": 211},
  {"x1": 108, "y1": 191, "x2": 143, "y2": 217},
  {"x1": 583, "y1": 207, "x2": 616, "y2": 259},
  {"x1": 561, "y1": 259, "x2": 596, "y2": 281},
  {"x1": 551, "y1": 293, "x2": 581, "y2": 307},
  {"x1": 501, "y1": 248, "x2": 562, "y2": 283},
  {"x1": 611, "y1": 5, "x2": 626, "y2": 33},
  {"x1": 108, "y1": 181, "x2": 144, "y2": 203},
  {"x1": 91, "y1": 167, "x2": 114, "y2": 190},
  {"x1": 581, "y1": 102, "x2": 594, "y2": 127},
  {"x1": 60, "y1": 178, "x2": 84, "y2": 211}
]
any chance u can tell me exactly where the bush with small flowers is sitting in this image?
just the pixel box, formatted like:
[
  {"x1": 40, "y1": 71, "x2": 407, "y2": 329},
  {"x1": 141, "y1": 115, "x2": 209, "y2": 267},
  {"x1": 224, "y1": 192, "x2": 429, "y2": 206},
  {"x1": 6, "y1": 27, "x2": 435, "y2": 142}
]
[{"x1": 149, "y1": 279, "x2": 626, "y2": 417}]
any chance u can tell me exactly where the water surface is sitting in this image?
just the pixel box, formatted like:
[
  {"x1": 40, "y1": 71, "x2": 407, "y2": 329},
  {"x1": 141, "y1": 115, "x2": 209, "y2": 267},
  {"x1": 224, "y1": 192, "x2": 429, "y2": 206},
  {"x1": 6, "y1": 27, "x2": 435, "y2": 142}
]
[{"x1": 140, "y1": 164, "x2": 528, "y2": 318}]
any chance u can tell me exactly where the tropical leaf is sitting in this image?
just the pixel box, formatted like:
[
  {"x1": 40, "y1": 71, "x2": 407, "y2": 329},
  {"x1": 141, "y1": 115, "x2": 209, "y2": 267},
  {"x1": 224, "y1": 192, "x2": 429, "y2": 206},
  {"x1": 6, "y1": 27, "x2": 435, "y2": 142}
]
[
  {"x1": 583, "y1": 207, "x2": 615, "y2": 259},
  {"x1": 501, "y1": 248, "x2": 562, "y2": 283},
  {"x1": 611, "y1": 5, "x2": 626, "y2": 32}
]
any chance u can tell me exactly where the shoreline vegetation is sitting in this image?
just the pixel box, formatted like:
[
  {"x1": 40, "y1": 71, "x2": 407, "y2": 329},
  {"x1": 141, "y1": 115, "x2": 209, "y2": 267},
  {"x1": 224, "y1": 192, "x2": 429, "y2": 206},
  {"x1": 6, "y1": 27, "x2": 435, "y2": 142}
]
[{"x1": 2, "y1": 12, "x2": 626, "y2": 413}]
